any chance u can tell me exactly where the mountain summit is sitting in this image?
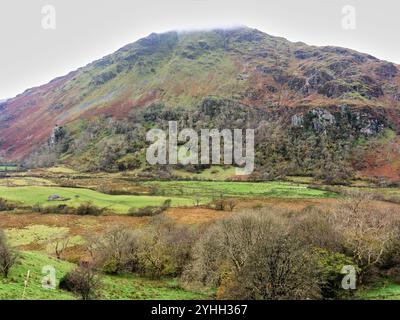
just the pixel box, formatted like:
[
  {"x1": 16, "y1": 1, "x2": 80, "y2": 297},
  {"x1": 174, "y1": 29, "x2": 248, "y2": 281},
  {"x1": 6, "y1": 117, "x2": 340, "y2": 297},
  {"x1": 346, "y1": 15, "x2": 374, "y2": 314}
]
[{"x1": 1, "y1": 27, "x2": 400, "y2": 174}]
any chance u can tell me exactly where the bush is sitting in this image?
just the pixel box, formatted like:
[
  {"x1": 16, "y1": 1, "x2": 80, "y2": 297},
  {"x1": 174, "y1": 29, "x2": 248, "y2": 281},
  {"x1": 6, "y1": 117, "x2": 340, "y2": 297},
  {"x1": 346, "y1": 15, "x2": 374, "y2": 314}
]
[
  {"x1": 0, "y1": 198, "x2": 16, "y2": 211},
  {"x1": 128, "y1": 206, "x2": 163, "y2": 217},
  {"x1": 209, "y1": 199, "x2": 237, "y2": 211},
  {"x1": 183, "y1": 209, "x2": 321, "y2": 299},
  {"x1": 314, "y1": 248, "x2": 357, "y2": 299},
  {"x1": 0, "y1": 230, "x2": 18, "y2": 278},
  {"x1": 76, "y1": 202, "x2": 104, "y2": 216},
  {"x1": 128, "y1": 199, "x2": 171, "y2": 217},
  {"x1": 87, "y1": 225, "x2": 140, "y2": 274},
  {"x1": 33, "y1": 203, "x2": 72, "y2": 215},
  {"x1": 136, "y1": 216, "x2": 197, "y2": 278},
  {"x1": 59, "y1": 266, "x2": 102, "y2": 300},
  {"x1": 89, "y1": 217, "x2": 197, "y2": 278}
]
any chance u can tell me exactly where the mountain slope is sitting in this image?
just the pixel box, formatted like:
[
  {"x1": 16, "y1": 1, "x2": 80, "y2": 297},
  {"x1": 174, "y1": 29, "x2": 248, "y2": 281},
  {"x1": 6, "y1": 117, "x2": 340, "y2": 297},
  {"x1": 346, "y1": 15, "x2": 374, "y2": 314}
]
[{"x1": 1, "y1": 27, "x2": 400, "y2": 170}]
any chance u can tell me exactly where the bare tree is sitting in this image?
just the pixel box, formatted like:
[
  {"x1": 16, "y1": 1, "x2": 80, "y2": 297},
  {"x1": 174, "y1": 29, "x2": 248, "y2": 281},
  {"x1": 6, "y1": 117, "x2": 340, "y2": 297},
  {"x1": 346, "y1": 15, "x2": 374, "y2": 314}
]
[
  {"x1": 87, "y1": 224, "x2": 139, "y2": 274},
  {"x1": 0, "y1": 229, "x2": 18, "y2": 278},
  {"x1": 60, "y1": 266, "x2": 102, "y2": 300},
  {"x1": 51, "y1": 234, "x2": 70, "y2": 260},
  {"x1": 226, "y1": 199, "x2": 238, "y2": 211},
  {"x1": 328, "y1": 192, "x2": 398, "y2": 277},
  {"x1": 183, "y1": 208, "x2": 321, "y2": 299}
]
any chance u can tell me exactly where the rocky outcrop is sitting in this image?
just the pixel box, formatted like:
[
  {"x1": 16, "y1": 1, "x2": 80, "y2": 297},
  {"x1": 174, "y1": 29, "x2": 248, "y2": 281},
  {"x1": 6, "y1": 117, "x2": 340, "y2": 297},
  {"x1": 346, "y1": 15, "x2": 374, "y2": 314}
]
[
  {"x1": 291, "y1": 106, "x2": 386, "y2": 136},
  {"x1": 375, "y1": 62, "x2": 398, "y2": 80}
]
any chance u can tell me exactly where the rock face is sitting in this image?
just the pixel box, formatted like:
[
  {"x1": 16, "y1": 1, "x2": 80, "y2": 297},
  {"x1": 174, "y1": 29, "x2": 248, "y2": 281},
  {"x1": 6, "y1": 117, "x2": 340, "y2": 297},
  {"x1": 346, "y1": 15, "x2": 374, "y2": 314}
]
[
  {"x1": 291, "y1": 108, "x2": 335, "y2": 132},
  {"x1": 375, "y1": 62, "x2": 398, "y2": 79},
  {"x1": 49, "y1": 125, "x2": 66, "y2": 146},
  {"x1": 291, "y1": 107, "x2": 386, "y2": 136},
  {"x1": 0, "y1": 26, "x2": 399, "y2": 161}
]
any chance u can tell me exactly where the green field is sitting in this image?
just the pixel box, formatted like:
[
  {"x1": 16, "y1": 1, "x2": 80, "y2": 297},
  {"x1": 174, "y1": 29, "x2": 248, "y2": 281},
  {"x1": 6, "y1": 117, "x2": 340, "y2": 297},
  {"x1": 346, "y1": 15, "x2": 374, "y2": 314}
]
[
  {"x1": 142, "y1": 180, "x2": 335, "y2": 199},
  {"x1": 0, "y1": 186, "x2": 193, "y2": 213},
  {"x1": 0, "y1": 165, "x2": 17, "y2": 171},
  {"x1": 0, "y1": 252, "x2": 208, "y2": 300},
  {"x1": 358, "y1": 281, "x2": 400, "y2": 300}
]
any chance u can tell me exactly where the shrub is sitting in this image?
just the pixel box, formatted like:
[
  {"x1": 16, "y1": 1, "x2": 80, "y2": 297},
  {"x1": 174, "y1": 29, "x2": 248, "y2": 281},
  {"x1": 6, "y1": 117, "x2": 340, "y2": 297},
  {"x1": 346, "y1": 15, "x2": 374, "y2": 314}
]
[
  {"x1": 0, "y1": 230, "x2": 18, "y2": 278},
  {"x1": 128, "y1": 206, "x2": 163, "y2": 217},
  {"x1": 231, "y1": 233, "x2": 321, "y2": 300},
  {"x1": 183, "y1": 209, "x2": 321, "y2": 299},
  {"x1": 136, "y1": 216, "x2": 197, "y2": 278},
  {"x1": 89, "y1": 217, "x2": 197, "y2": 278},
  {"x1": 76, "y1": 202, "x2": 104, "y2": 216},
  {"x1": 128, "y1": 199, "x2": 171, "y2": 217},
  {"x1": 0, "y1": 198, "x2": 16, "y2": 211},
  {"x1": 33, "y1": 204, "x2": 72, "y2": 215},
  {"x1": 314, "y1": 248, "x2": 357, "y2": 299},
  {"x1": 59, "y1": 266, "x2": 102, "y2": 300},
  {"x1": 87, "y1": 225, "x2": 140, "y2": 274}
]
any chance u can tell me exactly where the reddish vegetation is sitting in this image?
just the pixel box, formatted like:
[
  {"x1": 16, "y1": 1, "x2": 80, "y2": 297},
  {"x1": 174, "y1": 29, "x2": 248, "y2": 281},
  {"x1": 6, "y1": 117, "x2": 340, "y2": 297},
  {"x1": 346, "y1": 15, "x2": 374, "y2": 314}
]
[
  {"x1": 360, "y1": 137, "x2": 400, "y2": 181},
  {"x1": 0, "y1": 74, "x2": 75, "y2": 160}
]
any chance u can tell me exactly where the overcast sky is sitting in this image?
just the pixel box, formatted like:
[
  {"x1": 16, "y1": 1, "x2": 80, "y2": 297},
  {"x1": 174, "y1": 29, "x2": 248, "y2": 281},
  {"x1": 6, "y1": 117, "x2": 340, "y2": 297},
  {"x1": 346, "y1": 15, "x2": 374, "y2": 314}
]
[{"x1": 0, "y1": 0, "x2": 399, "y2": 99}]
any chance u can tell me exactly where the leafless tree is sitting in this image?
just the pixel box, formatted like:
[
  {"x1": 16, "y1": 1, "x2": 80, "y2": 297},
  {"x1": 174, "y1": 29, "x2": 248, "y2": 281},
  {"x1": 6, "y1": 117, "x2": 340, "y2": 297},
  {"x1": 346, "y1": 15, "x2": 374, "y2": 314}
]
[
  {"x1": 51, "y1": 234, "x2": 70, "y2": 260},
  {"x1": 60, "y1": 265, "x2": 102, "y2": 300},
  {"x1": 0, "y1": 229, "x2": 18, "y2": 278}
]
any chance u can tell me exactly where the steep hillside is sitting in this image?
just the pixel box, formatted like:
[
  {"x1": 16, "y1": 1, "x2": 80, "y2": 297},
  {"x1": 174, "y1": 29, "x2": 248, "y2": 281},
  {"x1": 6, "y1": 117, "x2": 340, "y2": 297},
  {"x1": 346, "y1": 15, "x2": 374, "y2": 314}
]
[{"x1": 1, "y1": 26, "x2": 400, "y2": 180}]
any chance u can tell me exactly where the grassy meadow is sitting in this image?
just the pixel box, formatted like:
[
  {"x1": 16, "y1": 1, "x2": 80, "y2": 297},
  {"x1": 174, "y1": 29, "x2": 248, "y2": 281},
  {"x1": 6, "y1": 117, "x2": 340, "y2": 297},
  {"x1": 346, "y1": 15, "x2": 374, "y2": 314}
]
[
  {"x1": 142, "y1": 180, "x2": 335, "y2": 199},
  {"x1": 0, "y1": 186, "x2": 193, "y2": 213}
]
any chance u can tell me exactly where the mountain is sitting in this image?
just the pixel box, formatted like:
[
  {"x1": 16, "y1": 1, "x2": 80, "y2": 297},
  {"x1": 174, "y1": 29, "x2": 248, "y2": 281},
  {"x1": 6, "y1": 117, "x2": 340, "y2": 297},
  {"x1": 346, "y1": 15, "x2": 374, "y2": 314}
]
[{"x1": 1, "y1": 26, "x2": 400, "y2": 180}]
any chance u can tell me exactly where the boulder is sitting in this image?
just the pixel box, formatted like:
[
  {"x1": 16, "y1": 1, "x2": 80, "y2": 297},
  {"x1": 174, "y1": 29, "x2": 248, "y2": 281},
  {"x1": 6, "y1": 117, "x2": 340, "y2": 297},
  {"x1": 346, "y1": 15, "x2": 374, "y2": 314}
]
[{"x1": 48, "y1": 194, "x2": 61, "y2": 201}]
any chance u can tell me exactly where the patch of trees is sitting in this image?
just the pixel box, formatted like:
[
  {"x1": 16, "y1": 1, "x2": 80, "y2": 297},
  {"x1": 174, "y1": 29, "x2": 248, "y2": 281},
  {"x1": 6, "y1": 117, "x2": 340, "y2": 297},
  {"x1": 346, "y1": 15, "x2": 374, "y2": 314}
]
[
  {"x1": 23, "y1": 98, "x2": 388, "y2": 183},
  {"x1": 86, "y1": 217, "x2": 196, "y2": 278},
  {"x1": 182, "y1": 193, "x2": 400, "y2": 299}
]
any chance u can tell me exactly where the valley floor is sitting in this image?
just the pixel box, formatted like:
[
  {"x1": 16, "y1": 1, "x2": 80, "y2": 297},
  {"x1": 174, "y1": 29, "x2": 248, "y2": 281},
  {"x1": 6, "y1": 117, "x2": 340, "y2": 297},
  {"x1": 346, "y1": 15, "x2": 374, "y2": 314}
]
[{"x1": 1, "y1": 166, "x2": 400, "y2": 300}]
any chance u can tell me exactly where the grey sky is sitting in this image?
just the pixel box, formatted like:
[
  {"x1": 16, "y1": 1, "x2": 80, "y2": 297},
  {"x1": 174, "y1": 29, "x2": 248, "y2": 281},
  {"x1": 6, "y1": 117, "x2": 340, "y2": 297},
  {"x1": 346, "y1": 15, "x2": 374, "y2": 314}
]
[{"x1": 0, "y1": 0, "x2": 399, "y2": 99}]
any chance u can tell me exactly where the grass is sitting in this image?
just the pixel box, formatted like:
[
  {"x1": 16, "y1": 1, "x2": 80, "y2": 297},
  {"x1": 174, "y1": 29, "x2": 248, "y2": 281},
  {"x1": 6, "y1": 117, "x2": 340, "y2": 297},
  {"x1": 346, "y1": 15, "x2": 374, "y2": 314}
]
[
  {"x1": 173, "y1": 166, "x2": 238, "y2": 180},
  {"x1": 0, "y1": 251, "x2": 75, "y2": 300},
  {"x1": 0, "y1": 251, "x2": 209, "y2": 300},
  {"x1": 0, "y1": 186, "x2": 194, "y2": 214},
  {"x1": 6, "y1": 225, "x2": 71, "y2": 247},
  {"x1": 0, "y1": 177, "x2": 55, "y2": 187},
  {"x1": 358, "y1": 281, "x2": 400, "y2": 300},
  {"x1": 6, "y1": 225, "x2": 83, "y2": 253},
  {"x1": 45, "y1": 166, "x2": 77, "y2": 174},
  {"x1": 0, "y1": 165, "x2": 17, "y2": 171},
  {"x1": 142, "y1": 180, "x2": 336, "y2": 199},
  {"x1": 101, "y1": 274, "x2": 208, "y2": 300}
]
